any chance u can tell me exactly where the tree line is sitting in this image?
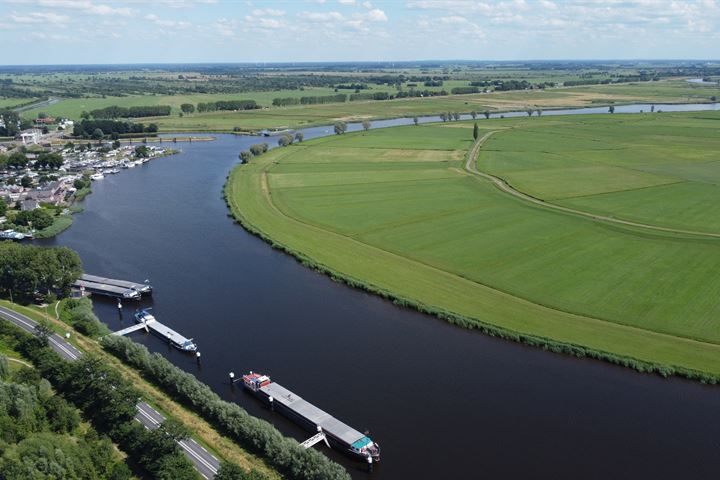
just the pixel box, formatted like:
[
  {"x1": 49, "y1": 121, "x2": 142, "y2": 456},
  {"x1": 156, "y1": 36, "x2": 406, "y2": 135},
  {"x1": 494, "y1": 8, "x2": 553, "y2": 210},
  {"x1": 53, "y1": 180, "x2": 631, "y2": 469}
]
[
  {"x1": 0, "y1": 242, "x2": 82, "y2": 303},
  {"x1": 101, "y1": 335, "x2": 351, "y2": 480},
  {"x1": 73, "y1": 119, "x2": 158, "y2": 137},
  {"x1": 1, "y1": 321, "x2": 202, "y2": 480},
  {"x1": 196, "y1": 100, "x2": 259, "y2": 112},
  {"x1": 0, "y1": 351, "x2": 132, "y2": 480},
  {"x1": 88, "y1": 105, "x2": 172, "y2": 119}
]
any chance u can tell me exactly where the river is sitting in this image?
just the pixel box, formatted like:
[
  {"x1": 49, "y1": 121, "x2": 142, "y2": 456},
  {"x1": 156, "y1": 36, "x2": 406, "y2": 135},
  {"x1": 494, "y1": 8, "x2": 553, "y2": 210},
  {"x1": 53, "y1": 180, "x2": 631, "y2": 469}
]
[{"x1": 38, "y1": 103, "x2": 720, "y2": 479}]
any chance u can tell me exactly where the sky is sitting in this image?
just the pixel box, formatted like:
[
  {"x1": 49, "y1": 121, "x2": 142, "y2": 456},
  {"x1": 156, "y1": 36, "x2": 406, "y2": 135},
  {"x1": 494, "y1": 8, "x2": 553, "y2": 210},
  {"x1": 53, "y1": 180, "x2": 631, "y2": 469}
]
[{"x1": 1, "y1": 0, "x2": 719, "y2": 65}]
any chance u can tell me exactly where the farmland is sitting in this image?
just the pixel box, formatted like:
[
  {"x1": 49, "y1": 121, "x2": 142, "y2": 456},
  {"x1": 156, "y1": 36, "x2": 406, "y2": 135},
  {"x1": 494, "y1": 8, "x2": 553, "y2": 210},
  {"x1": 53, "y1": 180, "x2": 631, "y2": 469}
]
[
  {"x1": 18, "y1": 79, "x2": 719, "y2": 132},
  {"x1": 226, "y1": 111, "x2": 720, "y2": 378}
]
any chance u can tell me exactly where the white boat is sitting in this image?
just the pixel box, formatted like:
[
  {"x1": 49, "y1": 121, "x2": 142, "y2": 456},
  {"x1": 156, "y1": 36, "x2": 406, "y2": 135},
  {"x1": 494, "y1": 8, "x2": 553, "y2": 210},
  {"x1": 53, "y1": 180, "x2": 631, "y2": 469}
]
[{"x1": 90, "y1": 173, "x2": 104, "y2": 180}]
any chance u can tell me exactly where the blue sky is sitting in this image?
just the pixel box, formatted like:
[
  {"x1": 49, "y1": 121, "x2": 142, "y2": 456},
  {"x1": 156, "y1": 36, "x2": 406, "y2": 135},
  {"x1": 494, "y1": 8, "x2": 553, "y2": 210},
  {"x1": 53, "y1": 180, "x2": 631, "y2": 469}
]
[{"x1": 1, "y1": 0, "x2": 719, "y2": 64}]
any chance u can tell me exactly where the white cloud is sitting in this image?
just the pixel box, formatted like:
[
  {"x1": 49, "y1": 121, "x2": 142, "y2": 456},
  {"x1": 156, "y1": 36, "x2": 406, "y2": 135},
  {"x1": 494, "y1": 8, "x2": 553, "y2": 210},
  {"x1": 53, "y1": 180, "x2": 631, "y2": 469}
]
[
  {"x1": 338, "y1": 0, "x2": 356, "y2": 4},
  {"x1": 365, "y1": 8, "x2": 387, "y2": 21},
  {"x1": 252, "y1": 8, "x2": 286, "y2": 17},
  {"x1": 362, "y1": 1, "x2": 372, "y2": 8},
  {"x1": 35, "y1": 0, "x2": 133, "y2": 16},
  {"x1": 10, "y1": 11, "x2": 70, "y2": 24},
  {"x1": 145, "y1": 14, "x2": 191, "y2": 28},
  {"x1": 298, "y1": 11, "x2": 344, "y2": 22}
]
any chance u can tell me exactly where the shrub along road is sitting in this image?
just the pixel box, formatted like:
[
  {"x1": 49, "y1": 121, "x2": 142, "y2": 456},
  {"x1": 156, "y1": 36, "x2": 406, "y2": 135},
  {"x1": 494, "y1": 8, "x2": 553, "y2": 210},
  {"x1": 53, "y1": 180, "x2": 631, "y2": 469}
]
[{"x1": 0, "y1": 304, "x2": 221, "y2": 479}]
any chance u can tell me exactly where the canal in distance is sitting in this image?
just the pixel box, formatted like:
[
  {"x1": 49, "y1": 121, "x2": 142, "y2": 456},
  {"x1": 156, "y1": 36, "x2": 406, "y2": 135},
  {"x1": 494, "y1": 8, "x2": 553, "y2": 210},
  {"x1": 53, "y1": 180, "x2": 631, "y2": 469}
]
[{"x1": 39, "y1": 107, "x2": 720, "y2": 479}]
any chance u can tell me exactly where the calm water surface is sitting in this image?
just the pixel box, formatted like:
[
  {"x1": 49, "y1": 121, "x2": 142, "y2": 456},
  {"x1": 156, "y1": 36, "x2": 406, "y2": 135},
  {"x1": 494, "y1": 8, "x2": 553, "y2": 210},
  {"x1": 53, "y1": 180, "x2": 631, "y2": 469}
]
[{"x1": 39, "y1": 105, "x2": 720, "y2": 479}]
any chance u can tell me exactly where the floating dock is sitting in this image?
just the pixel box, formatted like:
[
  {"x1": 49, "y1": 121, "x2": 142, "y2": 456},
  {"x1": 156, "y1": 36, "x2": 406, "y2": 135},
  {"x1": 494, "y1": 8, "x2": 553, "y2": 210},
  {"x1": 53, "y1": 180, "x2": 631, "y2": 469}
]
[
  {"x1": 242, "y1": 372, "x2": 380, "y2": 462},
  {"x1": 73, "y1": 279, "x2": 141, "y2": 300},
  {"x1": 81, "y1": 274, "x2": 152, "y2": 295},
  {"x1": 115, "y1": 309, "x2": 197, "y2": 352}
]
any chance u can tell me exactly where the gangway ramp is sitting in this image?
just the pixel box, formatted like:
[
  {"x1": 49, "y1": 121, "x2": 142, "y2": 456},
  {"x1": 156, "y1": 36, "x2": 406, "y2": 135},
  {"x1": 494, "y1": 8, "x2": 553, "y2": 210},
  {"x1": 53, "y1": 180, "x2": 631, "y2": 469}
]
[{"x1": 113, "y1": 321, "x2": 154, "y2": 337}]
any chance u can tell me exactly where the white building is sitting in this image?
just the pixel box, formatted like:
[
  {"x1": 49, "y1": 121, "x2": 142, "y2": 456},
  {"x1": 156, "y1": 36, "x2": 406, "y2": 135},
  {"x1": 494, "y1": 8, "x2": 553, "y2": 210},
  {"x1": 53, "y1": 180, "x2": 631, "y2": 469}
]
[{"x1": 20, "y1": 129, "x2": 41, "y2": 146}]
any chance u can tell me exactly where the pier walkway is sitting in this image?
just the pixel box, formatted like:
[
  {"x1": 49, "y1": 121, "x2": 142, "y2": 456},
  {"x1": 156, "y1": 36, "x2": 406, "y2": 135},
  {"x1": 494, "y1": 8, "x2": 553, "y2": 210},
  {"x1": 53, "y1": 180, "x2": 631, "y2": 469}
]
[{"x1": 112, "y1": 321, "x2": 153, "y2": 337}]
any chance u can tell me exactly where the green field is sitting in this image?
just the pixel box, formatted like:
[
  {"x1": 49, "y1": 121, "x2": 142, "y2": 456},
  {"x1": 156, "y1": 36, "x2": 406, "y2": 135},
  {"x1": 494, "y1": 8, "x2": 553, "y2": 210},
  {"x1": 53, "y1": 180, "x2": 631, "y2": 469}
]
[
  {"x1": 18, "y1": 78, "x2": 720, "y2": 132},
  {"x1": 480, "y1": 112, "x2": 720, "y2": 232},
  {"x1": 226, "y1": 112, "x2": 720, "y2": 378}
]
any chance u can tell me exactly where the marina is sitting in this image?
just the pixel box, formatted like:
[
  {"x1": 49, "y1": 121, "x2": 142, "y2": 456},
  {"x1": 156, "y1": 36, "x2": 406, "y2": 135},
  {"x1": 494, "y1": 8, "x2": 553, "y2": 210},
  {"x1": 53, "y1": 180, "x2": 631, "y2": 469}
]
[{"x1": 242, "y1": 372, "x2": 380, "y2": 463}]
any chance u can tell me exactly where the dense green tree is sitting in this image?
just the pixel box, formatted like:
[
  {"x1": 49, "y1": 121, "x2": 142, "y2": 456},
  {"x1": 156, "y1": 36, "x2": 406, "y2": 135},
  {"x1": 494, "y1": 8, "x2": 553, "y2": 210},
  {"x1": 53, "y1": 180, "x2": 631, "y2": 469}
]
[
  {"x1": 135, "y1": 145, "x2": 149, "y2": 158},
  {"x1": 180, "y1": 103, "x2": 195, "y2": 114},
  {"x1": 413, "y1": 116, "x2": 419, "y2": 125},
  {"x1": 483, "y1": 110, "x2": 491, "y2": 119},
  {"x1": 609, "y1": 105, "x2": 615, "y2": 114},
  {"x1": 0, "y1": 355, "x2": 8, "y2": 380},
  {"x1": 8, "y1": 152, "x2": 28, "y2": 169},
  {"x1": 277, "y1": 134, "x2": 293, "y2": 147},
  {"x1": 334, "y1": 121, "x2": 347, "y2": 135},
  {"x1": 0, "y1": 197, "x2": 7, "y2": 217},
  {"x1": 470, "y1": 110, "x2": 477, "y2": 119},
  {"x1": 239, "y1": 151, "x2": 252, "y2": 163},
  {"x1": 249, "y1": 143, "x2": 268, "y2": 156},
  {"x1": 473, "y1": 122, "x2": 479, "y2": 140},
  {"x1": 35, "y1": 152, "x2": 64, "y2": 170},
  {"x1": 0, "y1": 242, "x2": 82, "y2": 301},
  {"x1": 0, "y1": 110, "x2": 22, "y2": 136},
  {"x1": 14, "y1": 209, "x2": 53, "y2": 229},
  {"x1": 20, "y1": 175, "x2": 33, "y2": 188},
  {"x1": 91, "y1": 128, "x2": 104, "y2": 140},
  {"x1": 294, "y1": 132, "x2": 304, "y2": 143},
  {"x1": 362, "y1": 120, "x2": 371, "y2": 131}
]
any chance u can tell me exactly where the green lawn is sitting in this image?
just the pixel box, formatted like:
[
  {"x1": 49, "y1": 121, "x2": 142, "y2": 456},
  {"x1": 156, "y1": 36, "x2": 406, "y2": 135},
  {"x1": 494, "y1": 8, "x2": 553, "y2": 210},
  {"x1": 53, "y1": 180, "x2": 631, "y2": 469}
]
[{"x1": 226, "y1": 114, "x2": 720, "y2": 378}]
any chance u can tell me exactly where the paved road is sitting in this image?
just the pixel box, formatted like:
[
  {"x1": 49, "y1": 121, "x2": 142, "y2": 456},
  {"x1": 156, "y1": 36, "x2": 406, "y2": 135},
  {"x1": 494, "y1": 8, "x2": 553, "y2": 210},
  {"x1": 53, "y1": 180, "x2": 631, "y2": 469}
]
[
  {"x1": 465, "y1": 131, "x2": 720, "y2": 239},
  {"x1": 0, "y1": 305, "x2": 220, "y2": 479}
]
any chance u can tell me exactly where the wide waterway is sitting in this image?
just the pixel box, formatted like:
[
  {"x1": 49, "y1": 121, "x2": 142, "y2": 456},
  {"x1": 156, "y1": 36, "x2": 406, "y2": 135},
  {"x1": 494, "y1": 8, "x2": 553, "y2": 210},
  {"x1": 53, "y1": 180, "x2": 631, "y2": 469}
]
[{"x1": 39, "y1": 103, "x2": 720, "y2": 479}]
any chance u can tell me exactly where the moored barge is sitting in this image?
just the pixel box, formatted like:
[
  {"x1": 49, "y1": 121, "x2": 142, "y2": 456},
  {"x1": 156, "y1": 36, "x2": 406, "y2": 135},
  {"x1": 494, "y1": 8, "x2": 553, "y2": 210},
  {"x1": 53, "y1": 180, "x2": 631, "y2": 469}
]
[{"x1": 242, "y1": 372, "x2": 380, "y2": 462}]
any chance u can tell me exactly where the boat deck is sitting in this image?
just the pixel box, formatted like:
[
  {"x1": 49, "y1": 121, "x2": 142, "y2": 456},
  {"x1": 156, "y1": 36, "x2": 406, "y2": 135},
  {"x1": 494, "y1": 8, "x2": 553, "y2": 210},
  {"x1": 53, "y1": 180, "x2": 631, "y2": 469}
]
[
  {"x1": 82, "y1": 274, "x2": 151, "y2": 293},
  {"x1": 147, "y1": 320, "x2": 193, "y2": 347},
  {"x1": 260, "y1": 382, "x2": 365, "y2": 446},
  {"x1": 73, "y1": 279, "x2": 139, "y2": 298}
]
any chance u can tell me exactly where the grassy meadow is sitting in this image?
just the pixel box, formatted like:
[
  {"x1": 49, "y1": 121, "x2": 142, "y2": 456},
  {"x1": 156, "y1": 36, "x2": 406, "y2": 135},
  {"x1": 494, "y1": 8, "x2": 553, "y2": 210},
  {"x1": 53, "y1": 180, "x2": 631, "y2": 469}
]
[
  {"x1": 17, "y1": 79, "x2": 719, "y2": 132},
  {"x1": 480, "y1": 112, "x2": 720, "y2": 232},
  {"x1": 226, "y1": 112, "x2": 720, "y2": 378}
]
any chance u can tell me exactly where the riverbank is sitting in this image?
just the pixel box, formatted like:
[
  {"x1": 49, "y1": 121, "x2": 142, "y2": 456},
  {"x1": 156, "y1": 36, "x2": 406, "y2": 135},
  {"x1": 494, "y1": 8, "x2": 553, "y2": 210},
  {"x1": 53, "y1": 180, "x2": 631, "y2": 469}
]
[
  {"x1": 0, "y1": 299, "x2": 282, "y2": 479},
  {"x1": 141, "y1": 80, "x2": 720, "y2": 133},
  {"x1": 224, "y1": 114, "x2": 720, "y2": 383}
]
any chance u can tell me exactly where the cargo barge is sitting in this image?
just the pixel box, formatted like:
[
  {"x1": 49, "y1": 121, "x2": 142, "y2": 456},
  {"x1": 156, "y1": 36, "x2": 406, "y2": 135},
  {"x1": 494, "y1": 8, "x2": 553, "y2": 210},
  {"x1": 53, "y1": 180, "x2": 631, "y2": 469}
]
[
  {"x1": 81, "y1": 274, "x2": 153, "y2": 296},
  {"x1": 73, "y1": 279, "x2": 141, "y2": 300},
  {"x1": 242, "y1": 372, "x2": 380, "y2": 462}
]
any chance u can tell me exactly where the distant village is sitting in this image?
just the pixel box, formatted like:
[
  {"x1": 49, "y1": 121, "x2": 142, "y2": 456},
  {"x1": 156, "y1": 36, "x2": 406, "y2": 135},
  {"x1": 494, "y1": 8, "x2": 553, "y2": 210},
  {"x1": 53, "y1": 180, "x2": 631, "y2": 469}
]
[{"x1": 0, "y1": 115, "x2": 177, "y2": 240}]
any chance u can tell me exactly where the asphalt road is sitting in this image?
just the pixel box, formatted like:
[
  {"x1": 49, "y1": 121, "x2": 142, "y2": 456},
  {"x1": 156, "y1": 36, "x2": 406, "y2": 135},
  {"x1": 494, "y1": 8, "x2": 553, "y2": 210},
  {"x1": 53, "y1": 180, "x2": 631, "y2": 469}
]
[{"x1": 0, "y1": 305, "x2": 220, "y2": 479}]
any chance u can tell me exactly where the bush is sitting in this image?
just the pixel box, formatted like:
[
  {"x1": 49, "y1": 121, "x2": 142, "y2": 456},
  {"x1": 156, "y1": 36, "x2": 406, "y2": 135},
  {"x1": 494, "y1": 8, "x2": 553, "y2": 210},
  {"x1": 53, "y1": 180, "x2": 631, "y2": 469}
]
[{"x1": 59, "y1": 298, "x2": 109, "y2": 337}]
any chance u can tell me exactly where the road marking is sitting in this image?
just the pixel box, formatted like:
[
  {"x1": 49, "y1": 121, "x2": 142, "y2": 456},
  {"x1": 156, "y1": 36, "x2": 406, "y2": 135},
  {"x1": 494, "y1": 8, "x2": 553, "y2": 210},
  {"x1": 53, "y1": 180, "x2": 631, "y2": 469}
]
[{"x1": 1, "y1": 308, "x2": 218, "y2": 478}]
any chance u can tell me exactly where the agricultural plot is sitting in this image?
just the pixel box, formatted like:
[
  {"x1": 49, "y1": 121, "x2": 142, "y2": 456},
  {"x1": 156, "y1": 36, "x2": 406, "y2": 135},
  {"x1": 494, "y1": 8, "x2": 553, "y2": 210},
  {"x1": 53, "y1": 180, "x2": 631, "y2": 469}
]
[
  {"x1": 479, "y1": 112, "x2": 720, "y2": 231},
  {"x1": 227, "y1": 114, "x2": 720, "y2": 377}
]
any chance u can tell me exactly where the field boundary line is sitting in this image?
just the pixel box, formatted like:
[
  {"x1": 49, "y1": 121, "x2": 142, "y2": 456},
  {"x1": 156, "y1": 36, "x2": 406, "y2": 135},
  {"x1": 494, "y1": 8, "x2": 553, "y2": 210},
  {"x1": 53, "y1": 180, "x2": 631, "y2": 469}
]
[{"x1": 466, "y1": 131, "x2": 720, "y2": 239}]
